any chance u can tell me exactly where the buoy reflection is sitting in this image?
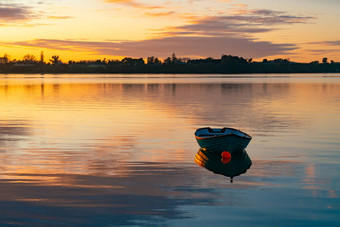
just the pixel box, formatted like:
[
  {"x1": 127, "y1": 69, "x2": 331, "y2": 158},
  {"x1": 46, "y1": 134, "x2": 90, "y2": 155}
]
[{"x1": 195, "y1": 148, "x2": 252, "y2": 183}]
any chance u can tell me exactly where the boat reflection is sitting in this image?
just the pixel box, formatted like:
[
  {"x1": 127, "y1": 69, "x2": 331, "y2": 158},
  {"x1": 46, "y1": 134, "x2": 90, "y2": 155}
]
[{"x1": 195, "y1": 148, "x2": 252, "y2": 183}]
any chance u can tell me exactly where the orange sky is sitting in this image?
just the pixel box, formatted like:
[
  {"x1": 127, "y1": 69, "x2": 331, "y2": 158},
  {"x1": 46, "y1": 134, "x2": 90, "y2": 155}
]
[{"x1": 0, "y1": 0, "x2": 339, "y2": 62}]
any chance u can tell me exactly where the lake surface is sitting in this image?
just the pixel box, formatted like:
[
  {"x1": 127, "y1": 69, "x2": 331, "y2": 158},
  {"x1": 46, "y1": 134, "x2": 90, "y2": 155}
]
[{"x1": 0, "y1": 74, "x2": 339, "y2": 226}]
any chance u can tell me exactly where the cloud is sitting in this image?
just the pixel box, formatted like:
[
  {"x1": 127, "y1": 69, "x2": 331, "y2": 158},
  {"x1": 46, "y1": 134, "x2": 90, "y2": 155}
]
[
  {"x1": 307, "y1": 40, "x2": 340, "y2": 46},
  {"x1": 162, "y1": 9, "x2": 315, "y2": 37},
  {"x1": 0, "y1": 2, "x2": 72, "y2": 25},
  {"x1": 47, "y1": 16, "x2": 74, "y2": 20},
  {"x1": 3, "y1": 36, "x2": 297, "y2": 59},
  {"x1": 0, "y1": 4, "x2": 312, "y2": 59},
  {"x1": 305, "y1": 49, "x2": 340, "y2": 54},
  {"x1": 145, "y1": 11, "x2": 175, "y2": 17},
  {"x1": 104, "y1": 0, "x2": 163, "y2": 9},
  {"x1": 0, "y1": 3, "x2": 38, "y2": 21}
]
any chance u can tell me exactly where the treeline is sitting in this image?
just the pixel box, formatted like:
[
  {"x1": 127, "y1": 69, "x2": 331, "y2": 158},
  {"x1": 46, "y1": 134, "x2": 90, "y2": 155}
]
[{"x1": 0, "y1": 53, "x2": 339, "y2": 74}]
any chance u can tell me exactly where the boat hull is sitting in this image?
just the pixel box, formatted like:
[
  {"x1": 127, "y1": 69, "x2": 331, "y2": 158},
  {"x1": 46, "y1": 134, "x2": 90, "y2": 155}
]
[{"x1": 195, "y1": 127, "x2": 251, "y2": 153}]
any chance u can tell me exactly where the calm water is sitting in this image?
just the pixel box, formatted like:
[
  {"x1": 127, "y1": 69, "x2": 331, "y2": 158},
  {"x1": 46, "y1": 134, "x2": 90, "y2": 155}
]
[{"x1": 0, "y1": 74, "x2": 339, "y2": 226}]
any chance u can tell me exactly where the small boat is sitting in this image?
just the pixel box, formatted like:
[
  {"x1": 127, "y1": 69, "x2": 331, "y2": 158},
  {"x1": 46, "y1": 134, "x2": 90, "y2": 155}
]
[{"x1": 195, "y1": 127, "x2": 252, "y2": 153}]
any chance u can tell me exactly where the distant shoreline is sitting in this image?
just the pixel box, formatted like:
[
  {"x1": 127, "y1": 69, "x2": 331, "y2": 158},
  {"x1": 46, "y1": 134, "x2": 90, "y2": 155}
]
[
  {"x1": 1, "y1": 71, "x2": 340, "y2": 75},
  {"x1": 1, "y1": 54, "x2": 339, "y2": 74},
  {"x1": 1, "y1": 72, "x2": 340, "y2": 76},
  {"x1": 1, "y1": 70, "x2": 339, "y2": 75}
]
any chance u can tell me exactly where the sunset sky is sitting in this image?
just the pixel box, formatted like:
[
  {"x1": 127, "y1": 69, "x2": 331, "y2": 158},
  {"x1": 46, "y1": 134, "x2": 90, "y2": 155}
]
[{"x1": 0, "y1": 0, "x2": 339, "y2": 62}]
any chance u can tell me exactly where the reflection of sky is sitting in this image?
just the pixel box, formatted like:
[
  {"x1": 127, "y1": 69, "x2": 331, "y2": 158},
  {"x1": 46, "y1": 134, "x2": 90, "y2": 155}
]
[
  {"x1": 1, "y1": 76, "x2": 339, "y2": 165},
  {"x1": 0, "y1": 159, "x2": 338, "y2": 225},
  {"x1": 0, "y1": 120, "x2": 31, "y2": 153},
  {"x1": 0, "y1": 75, "x2": 339, "y2": 225},
  {"x1": 1, "y1": 76, "x2": 339, "y2": 159}
]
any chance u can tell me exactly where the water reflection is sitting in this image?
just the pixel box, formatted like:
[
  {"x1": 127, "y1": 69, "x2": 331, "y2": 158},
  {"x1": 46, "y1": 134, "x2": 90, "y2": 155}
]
[
  {"x1": 1, "y1": 79, "x2": 339, "y2": 137},
  {"x1": 195, "y1": 149, "x2": 252, "y2": 183},
  {"x1": 0, "y1": 75, "x2": 339, "y2": 225},
  {"x1": 0, "y1": 162, "x2": 219, "y2": 225},
  {"x1": 0, "y1": 120, "x2": 31, "y2": 152}
]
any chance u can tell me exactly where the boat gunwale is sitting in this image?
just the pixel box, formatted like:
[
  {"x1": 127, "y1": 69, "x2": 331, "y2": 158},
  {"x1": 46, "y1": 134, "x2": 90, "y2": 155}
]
[{"x1": 195, "y1": 127, "x2": 252, "y2": 140}]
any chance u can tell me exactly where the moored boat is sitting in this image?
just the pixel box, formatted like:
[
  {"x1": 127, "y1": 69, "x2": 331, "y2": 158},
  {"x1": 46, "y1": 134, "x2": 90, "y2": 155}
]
[{"x1": 195, "y1": 127, "x2": 252, "y2": 153}]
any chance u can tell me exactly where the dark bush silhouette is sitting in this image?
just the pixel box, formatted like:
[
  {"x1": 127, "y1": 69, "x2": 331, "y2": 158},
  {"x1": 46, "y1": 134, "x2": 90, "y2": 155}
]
[{"x1": 0, "y1": 53, "x2": 339, "y2": 74}]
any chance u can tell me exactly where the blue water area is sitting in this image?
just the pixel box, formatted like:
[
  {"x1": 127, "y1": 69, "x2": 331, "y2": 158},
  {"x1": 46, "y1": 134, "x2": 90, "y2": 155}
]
[{"x1": 0, "y1": 74, "x2": 339, "y2": 226}]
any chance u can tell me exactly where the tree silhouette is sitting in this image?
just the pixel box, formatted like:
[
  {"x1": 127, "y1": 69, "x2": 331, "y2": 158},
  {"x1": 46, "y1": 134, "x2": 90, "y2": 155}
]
[
  {"x1": 40, "y1": 51, "x2": 45, "y2": 64},
  {"x1": 221, "y1": 55, "x2": 247, "y2": 65},
  {"x1": 0, "y1": 54, "x2": 10, "y2": 64},
  {"x1": 23, "y1": 54, "x2": 37, "y2": 64},
  {"x1": 50, "y1": 55, "x2": 61, "y2": 65},
  {"x1": 147, "y1": 56, "x2": 161, "y2": 65},
  {"x1": 121, "y1": 57, "x2": 144, "y2": 67},
  {"x1": 0, "y1": 51, "x2": 339, "y2": 73}
]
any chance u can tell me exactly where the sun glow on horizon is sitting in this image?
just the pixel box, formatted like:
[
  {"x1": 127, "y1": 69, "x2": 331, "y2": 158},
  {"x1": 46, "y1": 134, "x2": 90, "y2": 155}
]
[{"x1": 0, "y1": 0, "x2": 339, "y2": 62}]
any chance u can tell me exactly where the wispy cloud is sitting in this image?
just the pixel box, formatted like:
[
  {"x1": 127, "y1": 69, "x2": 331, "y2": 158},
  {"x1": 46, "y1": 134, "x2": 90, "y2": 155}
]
[
  {"x1": 104, "y1": 0, "x2": 163, "y2": 9},
  {"x1": 306, "y1": 40, "x2": 340, "y2": 46},
  {"x1": 0, "y1": 2, "x2": 38, "y2": 22},
  {"x1": 47, "y1": 16, "x2": 74, "y2": 20},
  {"x1": 304, "y1": 40, "x2": 340, "y2": 56},
  {"x1": 145, "y1": 11, "x2": 175, "y2": 17},
  {"x1": 161, "y1": 9, "x2": 315, "y2": 37},
  {"x1": 0, "y1": 2, "x2": 72, "y2": 26},
  {"x1": 305, "y1": 49, "x2": 340, "y2": 54}
]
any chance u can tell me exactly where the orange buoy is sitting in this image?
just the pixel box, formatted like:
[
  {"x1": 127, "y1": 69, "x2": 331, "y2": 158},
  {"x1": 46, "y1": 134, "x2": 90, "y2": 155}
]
[{"x1": 221, "y1": 151, "x2": 231, "y2": 164}]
